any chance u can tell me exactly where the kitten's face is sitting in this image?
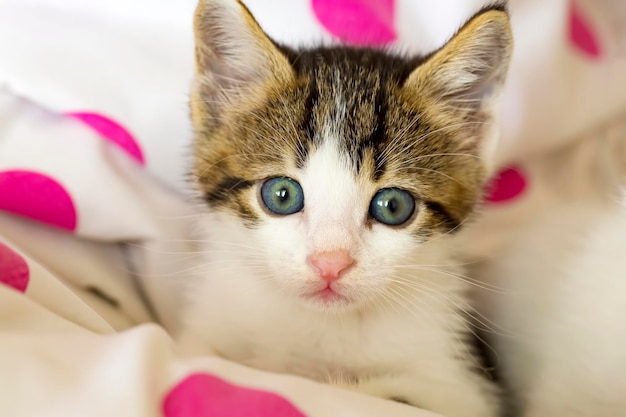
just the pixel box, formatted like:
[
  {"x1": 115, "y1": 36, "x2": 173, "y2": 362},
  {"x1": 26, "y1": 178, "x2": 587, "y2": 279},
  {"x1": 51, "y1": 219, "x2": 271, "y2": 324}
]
[{"x1": 190, "y1": 0, "x2": 512, "y2": 311}]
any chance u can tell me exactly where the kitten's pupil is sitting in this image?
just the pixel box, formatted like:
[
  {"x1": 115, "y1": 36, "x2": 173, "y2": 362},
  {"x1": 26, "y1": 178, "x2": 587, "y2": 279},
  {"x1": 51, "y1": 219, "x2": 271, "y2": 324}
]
[
  {"x1": 276, "y1": 188, "x2": 289, "y2": 203},
  {"x1": 376, "y1": 196, "x2": 398, "y2": 213},
  {"x1": 387, "y1": 198, "x2": 398, "y2": 213}
]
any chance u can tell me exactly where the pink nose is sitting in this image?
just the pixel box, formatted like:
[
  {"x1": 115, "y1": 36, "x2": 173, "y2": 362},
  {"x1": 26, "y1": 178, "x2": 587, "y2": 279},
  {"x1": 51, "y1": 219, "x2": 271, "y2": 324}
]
[{"x1": 307, "y1": 250, "x2": 355, "y2": 283}]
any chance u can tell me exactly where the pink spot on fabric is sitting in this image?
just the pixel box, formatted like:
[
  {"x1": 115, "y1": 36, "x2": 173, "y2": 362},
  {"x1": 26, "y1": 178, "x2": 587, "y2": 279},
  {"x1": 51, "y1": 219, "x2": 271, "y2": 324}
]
[
  {"x1": 162, "y1": 373, "x2": 308, "y2": 417},
  {"x1": 66, "y1": 112, "x2": 145, "y2": 165},
  {"x1": 312, "y1": 0, "x2": 396, "y2": 46},
  {"x1": 485, "y1": 166, "x2": 527, "y2": 204},
  {"x1": 0, "y1": 170, "x2": 78, "y2": 231},
  {"x1": 569, "y1": 1, "x2": 602, "y2": 59},
  {"x1": 0, "y1": 241, "x2": 30, "y2": 293}
]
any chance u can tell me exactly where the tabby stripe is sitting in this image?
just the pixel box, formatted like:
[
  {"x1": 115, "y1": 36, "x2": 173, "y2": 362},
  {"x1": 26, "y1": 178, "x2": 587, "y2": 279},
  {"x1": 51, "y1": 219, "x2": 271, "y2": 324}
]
[
  {"x1": 302, "y1": 78, "x2": 318, "y2": 141},
  {"x1": 370, "y1": 88, "x2": 387, "y2": 146},
  {"x1": 296, "y1": 78, "x2": 317, "y2": 168},
  {"x1": 364, "y1": 87, "x2": 388, "y2": 179},
  {"x1": 423, "y1": 200, "x2": 461, "y2": 231},
  {"x1": 205, "y1": 177, "x2": 254, "y2": 204}
]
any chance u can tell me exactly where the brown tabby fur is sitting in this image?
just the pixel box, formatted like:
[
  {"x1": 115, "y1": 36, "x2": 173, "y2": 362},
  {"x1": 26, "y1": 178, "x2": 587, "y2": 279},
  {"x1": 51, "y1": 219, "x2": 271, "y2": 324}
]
[{"x1": 190, "y1": 1, "x2": 512, "y2": 236}]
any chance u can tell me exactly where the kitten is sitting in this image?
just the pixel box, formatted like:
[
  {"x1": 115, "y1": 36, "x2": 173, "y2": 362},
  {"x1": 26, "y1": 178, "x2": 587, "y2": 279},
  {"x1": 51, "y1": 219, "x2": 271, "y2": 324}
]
[{"x1": 177, "y1": 1, "x2": 512, "y2": 416}]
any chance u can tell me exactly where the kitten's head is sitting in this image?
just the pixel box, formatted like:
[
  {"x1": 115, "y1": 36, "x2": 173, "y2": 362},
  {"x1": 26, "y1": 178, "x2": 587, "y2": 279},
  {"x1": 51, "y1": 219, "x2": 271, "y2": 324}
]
[{"x1": 189, "y1": 0, "x2": 512, "y2": 311}]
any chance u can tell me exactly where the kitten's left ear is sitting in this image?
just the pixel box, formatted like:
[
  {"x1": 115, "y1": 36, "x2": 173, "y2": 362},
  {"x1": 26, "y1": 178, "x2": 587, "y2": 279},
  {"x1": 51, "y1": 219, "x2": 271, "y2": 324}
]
[
  {"x1": 192, "y1": 0, "x2": 294, "y2": 110},
  {"x1": 404, "y1": 5, "x2": 513, "y2": 154}
]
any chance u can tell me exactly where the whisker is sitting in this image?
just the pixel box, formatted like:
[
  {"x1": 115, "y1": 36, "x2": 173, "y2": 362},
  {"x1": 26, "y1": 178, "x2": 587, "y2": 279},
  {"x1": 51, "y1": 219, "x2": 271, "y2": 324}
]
[
  {"x1": 388, "y1": 277, "x2": 512, "y2": 337},
  {"x1": 394, "y1": 265, "x2": 508, "y2": 293},
  {"x1": 386, "y1": 280, "x2": 500, "y2": 369}
]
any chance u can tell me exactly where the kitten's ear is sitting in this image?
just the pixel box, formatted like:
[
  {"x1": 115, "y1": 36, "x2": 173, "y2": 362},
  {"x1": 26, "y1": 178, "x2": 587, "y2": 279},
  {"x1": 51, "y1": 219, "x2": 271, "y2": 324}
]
[
  {"x1": 406, "y1": 6, "x2": 513, "y2": 107},
  {"x1": 192, "y1": 0, "x2": 293, "y2": 107},
  {"x1": 404, "y1": 6, "x2": 513, "y2": 152}
]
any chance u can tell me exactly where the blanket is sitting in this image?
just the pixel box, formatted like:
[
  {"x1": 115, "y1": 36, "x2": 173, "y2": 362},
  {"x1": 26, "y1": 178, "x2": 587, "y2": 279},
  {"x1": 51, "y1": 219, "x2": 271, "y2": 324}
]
[{"x1": 1, "y1": 0, "x2": 625, "y2": 415}]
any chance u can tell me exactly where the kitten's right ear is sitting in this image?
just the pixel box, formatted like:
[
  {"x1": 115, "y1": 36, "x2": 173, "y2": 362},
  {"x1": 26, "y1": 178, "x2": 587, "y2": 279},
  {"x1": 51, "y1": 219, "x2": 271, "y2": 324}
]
[
  {"x1": 402, "y1": 5, "x2": 513, "y2": 162},
  {"x1": 192, "y1": 0, "x2": 293, "y2": 109},
  {"x1": 405, "y1": 5, "x2": 512, "y2": 109}
]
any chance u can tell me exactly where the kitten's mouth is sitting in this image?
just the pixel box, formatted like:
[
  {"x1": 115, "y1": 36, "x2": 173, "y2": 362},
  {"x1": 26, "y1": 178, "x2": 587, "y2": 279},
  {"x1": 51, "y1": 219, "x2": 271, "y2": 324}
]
[{"x1": 306, "y1": 285, "x2": 349, "y2": 303}]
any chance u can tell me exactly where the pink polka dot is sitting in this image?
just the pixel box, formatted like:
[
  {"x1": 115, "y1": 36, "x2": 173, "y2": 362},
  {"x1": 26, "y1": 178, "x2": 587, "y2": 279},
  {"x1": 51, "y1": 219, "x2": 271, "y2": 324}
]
[
  {"x1": 66, "y1": 112, "x2": 145, "y2": 165},
  {"x1": 0, "y1": 170, "x2": 77, "y2": 231},
  {"x1": 163, "y1": 373, "x2": 307, "y2": 417},
  {"x1": 485, "y1": 166, "x2": 527, "y2": 204},
  {"x1": 312, "y1": 0, "x2": 396, "y2": 46},
  {"x1": 0, "y1": 241, "x2": 29, "y2": 293},
  {"x1": 569, "y1": 1, "x2": 602, "y2": 59}
]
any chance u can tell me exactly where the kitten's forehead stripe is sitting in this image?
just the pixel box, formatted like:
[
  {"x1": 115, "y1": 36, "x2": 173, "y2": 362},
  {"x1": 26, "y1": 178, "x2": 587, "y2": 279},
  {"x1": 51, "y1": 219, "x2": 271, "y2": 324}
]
[
  {"x1": 423, "y1": 200, "x2": 461, "y2": 232},
  {"x1": 356, "y1": 85, "x2": 388, "y2": 176},
  {"x1": 302, "y1": 77, "x2": 319, "y2": 135},
  {"x1": 286, "y1": 47, "x2": 419, "y2": 179}
]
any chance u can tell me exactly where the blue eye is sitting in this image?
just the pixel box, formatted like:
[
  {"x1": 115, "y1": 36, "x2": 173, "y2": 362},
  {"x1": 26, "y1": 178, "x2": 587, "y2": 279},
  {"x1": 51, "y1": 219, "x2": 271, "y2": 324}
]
[
  {"x1": 261, "y1": 177, "x2": 304, "y2": 215},
  {"x1": 369, "y1": 188, "x2": 416, "y2": 226}
]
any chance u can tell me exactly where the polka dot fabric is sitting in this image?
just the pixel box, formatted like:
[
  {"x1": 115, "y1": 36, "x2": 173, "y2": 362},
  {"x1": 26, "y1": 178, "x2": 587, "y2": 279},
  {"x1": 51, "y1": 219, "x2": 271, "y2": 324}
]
[
  {"x1": 0, "y1": 1, "x2": 625, "y2": 416},
  {"x1": 163, "y1": 373, "x2": 308, "y2": 417},
  {"x1": 0, "y1": 170, "x2": 77, "y2": 231},
  {"x1": 66, "y1": 112, "x2": 146, "y2": 166},
  {"x1": 485, "y1": 166, "x2": 528, "y2": 204},
  {"x1": 0, "y1": 241, "x2": 29, "y2": 293},
  {"x1": 0, "y1": 92, "x2": 173, "y2": 240},
  {"x1": 568, "y1": 1, "x2": 602, "y2": 59},
  {"x1": 311, "y1": 0, "x2": 396, "y2": 46}
]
